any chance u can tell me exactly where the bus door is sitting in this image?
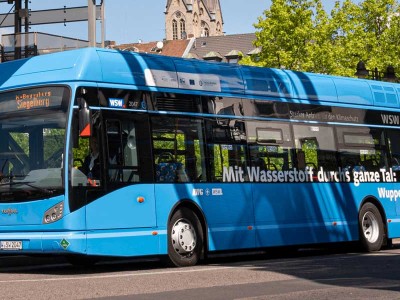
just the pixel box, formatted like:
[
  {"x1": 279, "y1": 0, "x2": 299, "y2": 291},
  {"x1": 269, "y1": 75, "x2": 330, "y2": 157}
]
[
  {"x1": 247, "y1": 121, "x2": 302, "y2": 247},
  {"x1": 293, "y1": 124, "x2": 354, "y2": 243},
  {"x1": 202, "y1": 112, "x2": 255, "y2": 251},
  {"x1": 71, "y1": 108, "x2": 155, "y2": 230}
]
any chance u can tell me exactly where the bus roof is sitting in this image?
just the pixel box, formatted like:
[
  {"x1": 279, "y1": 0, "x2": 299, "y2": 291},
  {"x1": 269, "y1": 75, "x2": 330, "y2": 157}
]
[{"x1": 0, "y1": 47, "x2": 399, "y2": 108}]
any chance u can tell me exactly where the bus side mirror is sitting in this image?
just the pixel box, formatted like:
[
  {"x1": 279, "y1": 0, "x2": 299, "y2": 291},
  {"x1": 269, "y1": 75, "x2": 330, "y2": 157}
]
[{"x1": 78, "y1": 98, "x2": 92, "y2": 137}]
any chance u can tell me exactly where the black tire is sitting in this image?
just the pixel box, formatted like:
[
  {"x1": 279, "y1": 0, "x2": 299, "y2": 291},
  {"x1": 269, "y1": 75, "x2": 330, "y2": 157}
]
[
  {"x1": 359, "y1": 202, "x2": 384, "y2": 252},
  {"x1": 166, "y1": 207, "x2": 203, "y2": 267}
]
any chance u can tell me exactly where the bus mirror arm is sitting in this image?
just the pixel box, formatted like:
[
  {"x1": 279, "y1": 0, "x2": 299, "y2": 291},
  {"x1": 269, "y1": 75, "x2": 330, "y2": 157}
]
[{"x1": 78, "y1": 98, "x2": 92, "y2": 137}]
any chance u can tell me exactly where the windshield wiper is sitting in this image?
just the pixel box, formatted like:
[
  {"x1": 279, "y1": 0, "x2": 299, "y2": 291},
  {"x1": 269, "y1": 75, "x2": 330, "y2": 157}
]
[{"x1": 0, "y1": 181, "x2": 54, "y2": 195}]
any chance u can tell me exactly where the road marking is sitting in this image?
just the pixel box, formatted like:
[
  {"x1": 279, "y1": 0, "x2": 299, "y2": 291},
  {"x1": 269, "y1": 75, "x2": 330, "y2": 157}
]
[{"x1": 0, "y1": 265, "x2": 238, "y2": 284}]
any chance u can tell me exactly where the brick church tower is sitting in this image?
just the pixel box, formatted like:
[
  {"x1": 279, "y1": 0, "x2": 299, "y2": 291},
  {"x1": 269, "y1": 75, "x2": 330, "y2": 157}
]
[{"x1": 165, "y1": 0, "x2": 224, "y2": 40}]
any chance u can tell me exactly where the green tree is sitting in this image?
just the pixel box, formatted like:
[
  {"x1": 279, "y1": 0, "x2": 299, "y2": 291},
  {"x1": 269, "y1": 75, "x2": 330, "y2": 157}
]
[{"x1": 243, "y1": 0, "x2": 400, "y2": 77}]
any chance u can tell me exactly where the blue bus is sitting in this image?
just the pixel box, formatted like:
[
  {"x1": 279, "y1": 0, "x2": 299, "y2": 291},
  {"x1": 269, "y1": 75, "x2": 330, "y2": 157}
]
[{"x1": 0, "y1": 48, "x2": 400, "y2": 267}]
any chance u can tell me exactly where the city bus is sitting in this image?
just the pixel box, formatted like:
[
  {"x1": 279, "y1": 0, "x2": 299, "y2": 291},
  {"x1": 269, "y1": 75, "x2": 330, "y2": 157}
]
[{"x1": 0, "y1": 47, "x2": 400, "y2": 267}]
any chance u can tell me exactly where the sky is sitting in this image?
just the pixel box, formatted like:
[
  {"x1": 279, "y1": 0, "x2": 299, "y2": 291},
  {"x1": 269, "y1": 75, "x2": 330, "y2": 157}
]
[{"x1": 0, "y1": 0, "x2": 348, "y2": 45}]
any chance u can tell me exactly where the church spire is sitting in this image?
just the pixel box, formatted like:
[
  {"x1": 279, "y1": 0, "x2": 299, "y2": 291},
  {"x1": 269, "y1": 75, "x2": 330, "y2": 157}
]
[{"x1": 165, "y1": 0, "x2": 223, "y2": 40}]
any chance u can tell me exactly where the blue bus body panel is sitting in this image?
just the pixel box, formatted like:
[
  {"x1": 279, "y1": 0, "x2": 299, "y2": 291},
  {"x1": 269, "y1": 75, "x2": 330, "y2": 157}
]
[
  {"x1": 284, "y1": 71, "x2": 338, "y2": 102},
  {"x1": 97, "y1": 50, "x2": 177, "y2": 87},
  {"x1": 85, "y1": 184, "x2": 156, "y2": 230},
  {"x1": 172, "y1": 58, "x2": 244, "y2": 94},
  {"x1": 333, "y1": 77, "x2": 374, "y2": 106},
  {"x1": 0, "y1": 195, "x2": 65, "y2": 227},
  {"x1": 253, "y1": 183, "x2": 358, "y2": 247},
  {"x1": 154, "y1": 183, "x2": 255, "y2": 252},
  {"x1": 84, "y1": 184, "x2": 158, "y2": 256},
  {"x1": 0, "y1": 49, "x2": 103, "y2": 90},
  {"x1": 0, "y1": 196, "x2": 87, "y2": 254},
  {"x1": 241, "y1": 67, "x2": 292, "y2": 98}
]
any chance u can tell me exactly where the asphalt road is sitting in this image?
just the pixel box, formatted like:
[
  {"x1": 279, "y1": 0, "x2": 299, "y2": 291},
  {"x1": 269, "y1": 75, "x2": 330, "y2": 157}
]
[{"x1": 0, "y1": 242, "x2": 399, "y2": 300}]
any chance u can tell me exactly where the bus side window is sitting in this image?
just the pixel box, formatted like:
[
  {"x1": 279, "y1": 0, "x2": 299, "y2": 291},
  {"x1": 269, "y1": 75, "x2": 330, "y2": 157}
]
[
  {"x1": 208, "y1": 144, "x2": 248, "y2": 182},
  {"x1": 336, "y1": 127, "x2": 386, "y2": 172},
  {"x1": 151, "y1": 115, "x2": 206, "y2": 183},
  {"x1": 104, "y1": 117, "x2": 142, "y2": 185},
  {"x1": 246, "y1": 121, "x2": 294, "y2": 172},
  {"x1": 385, "y1": 130, "x2": 400, "y2": 172},
  {"x1": 293, "y1": 124, "x2": 337, "y2": 171}
]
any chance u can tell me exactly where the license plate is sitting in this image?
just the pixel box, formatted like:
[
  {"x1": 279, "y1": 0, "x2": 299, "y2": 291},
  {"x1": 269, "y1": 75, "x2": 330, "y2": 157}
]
[{"x1": 0, "y1": 241, "x2": 22, "y2": 250}]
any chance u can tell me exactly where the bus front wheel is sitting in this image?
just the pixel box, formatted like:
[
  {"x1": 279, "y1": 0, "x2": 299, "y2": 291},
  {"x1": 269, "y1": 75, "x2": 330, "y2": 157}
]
[
  {"x1": 167, "y1": 207, "x2": 203, "y2": 267},
  {"x1": 359, "y1": 202, "x2": 384, "y2": 252}
]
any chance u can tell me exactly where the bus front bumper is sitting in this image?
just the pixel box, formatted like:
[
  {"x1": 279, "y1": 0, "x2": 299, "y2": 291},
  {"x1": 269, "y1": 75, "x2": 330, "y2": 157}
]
[{"x1": 0, "y1": 231, "x2": 86, "y2": 254}]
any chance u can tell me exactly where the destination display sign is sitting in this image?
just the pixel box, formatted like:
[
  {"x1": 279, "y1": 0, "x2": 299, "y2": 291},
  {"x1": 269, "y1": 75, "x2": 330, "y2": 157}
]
[{"x1": 0, "y1": 86, "x2": 67, "y2": 114}]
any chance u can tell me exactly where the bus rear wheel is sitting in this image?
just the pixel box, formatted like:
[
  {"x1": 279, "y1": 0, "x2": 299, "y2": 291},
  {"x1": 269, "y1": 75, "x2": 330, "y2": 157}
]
[
  {"x1": 359, "y1": 202, "x2": 384, "y2": 252},
  {"x1": 167, "y1": 207, "x2": 203, "y2": 267}
]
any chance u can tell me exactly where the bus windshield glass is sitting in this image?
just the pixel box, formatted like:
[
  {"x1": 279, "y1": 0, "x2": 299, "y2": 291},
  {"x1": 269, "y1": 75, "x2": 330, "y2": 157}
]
[{"x1": 0, "y1": 86, "x2": 70, "y2": 202}]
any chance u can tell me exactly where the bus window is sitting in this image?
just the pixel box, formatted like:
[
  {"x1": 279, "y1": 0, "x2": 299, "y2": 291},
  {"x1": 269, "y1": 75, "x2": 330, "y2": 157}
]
[
  {"x1": 386, "y1": 130, "x2": 400, "y2": 173},
  {"x1": 206, "y1": 118, "x2": 248, "y2": 182},
  {"x1": 336, "y1": 127, "x2": 386, "y2": 172},
  {"x1": 246, "y1": 121, "x2": 293, "y2": 171},
  {"x1": 103, "y1": 115, "x2": 151, "y2": 186},
  {"x1": 151, "y1": 116, "x2": 206, "y2": 183},
  {"x1": 293, "y1": 124, "x2": 337, "y2": 172},
  {"x1": 203, "y1": 96, "x2": 243, "y2": 116},
  {"x1": 209, "y1": 144, "x2": 248, "y2": 182},
  {"x1": 72, "y1": 115, "x2": 103, "y2": 187}
]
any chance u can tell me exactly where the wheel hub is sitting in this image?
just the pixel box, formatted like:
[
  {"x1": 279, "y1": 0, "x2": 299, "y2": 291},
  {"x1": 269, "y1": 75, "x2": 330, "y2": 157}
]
[
  {"x1": 171, "y1": 219, "x2": 197, "y2": 255},
  {"x1": 362, "y1": 211, "x2": 379, "y2": 243}
]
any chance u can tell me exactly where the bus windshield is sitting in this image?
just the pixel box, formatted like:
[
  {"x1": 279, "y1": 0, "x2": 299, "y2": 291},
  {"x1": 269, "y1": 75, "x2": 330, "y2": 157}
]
[{"x1": 0, "y1": 86, "x2": 70, "y2": 202}]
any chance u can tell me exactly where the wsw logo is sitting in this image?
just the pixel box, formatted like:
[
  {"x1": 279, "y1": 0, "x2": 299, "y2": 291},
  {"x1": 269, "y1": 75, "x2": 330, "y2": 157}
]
[
  {"x1": 381, "y1": 114, "x2": 400, "y2": 125},
  {"x1": 108, "y1": 98, "x2": 124, "y2": 108}
]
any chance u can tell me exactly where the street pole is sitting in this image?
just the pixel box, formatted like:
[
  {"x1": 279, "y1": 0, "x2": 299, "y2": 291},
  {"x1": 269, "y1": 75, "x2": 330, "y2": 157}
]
[
  {"x1": 14, "y1": 0, "x2": 22, "y2": 59},
  {"x1": 24, "y1": 0, "x2": 29, "y2": 58},
  {"x1": 101, "y1": 0, "x2": 105, "y2": 48},
  {"x1": 88, "y1": 0, "x2": 96, "y2": 47}
]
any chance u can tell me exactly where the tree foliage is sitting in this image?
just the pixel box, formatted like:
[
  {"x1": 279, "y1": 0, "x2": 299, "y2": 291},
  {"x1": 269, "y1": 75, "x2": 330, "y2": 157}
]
[{"x1": 242, "y1": 0, "x2": 400, "y2": 78}]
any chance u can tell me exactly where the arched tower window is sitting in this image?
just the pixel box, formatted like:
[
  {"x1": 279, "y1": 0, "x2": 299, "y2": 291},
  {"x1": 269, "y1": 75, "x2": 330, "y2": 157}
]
[
  {"x1": 180, "y1": 19, "x2": 186, "y2": 39},
  {"x1": 201, "y1": 21, "x2": 210, "y2": 37},
  {"x1": 216, "y1": 22, "x2": 222, "y2": 34},
  {"x1": 172, "y1": 19, "x2": 178, "y2": 40}
]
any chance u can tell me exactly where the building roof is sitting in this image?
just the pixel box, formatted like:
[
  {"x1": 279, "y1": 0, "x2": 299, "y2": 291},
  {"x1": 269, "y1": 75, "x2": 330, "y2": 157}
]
[
  {"x1": 111, "y1": 33, "x2": 257, "y2": 63},
  {"x1": 114, "y1": 39, "x2": 191, "y2": 58},
  {"x1": 189, "y1": 33, "x2": 256, "y2": 61}
]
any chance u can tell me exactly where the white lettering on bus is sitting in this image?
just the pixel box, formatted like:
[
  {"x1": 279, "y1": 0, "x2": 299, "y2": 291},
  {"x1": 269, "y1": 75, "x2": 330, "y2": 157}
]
[
  {"x1": 381, "y1": 114, "x2": 400, "y2": 125},
  {"x1": 222, "y1": 166, "x2": 397, "y2": 186},
  {"x1": 378, "y1": 188, "x2": 400, "y2": 202}
]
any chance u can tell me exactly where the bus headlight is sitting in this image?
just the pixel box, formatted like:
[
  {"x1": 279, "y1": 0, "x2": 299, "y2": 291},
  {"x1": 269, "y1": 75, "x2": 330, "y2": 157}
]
[{"x1": 42, "y1": 201, "x2": 64, "y2": 224}]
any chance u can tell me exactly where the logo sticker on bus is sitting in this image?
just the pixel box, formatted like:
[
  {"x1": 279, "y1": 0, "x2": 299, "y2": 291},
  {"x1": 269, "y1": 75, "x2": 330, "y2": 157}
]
[
  {"x1": 108, "y1": 98, "x2": 124, "y2": 108},
  {"x1": 192, "y1": 188, "x2": 223, "y2": 197},
  {"x1": 212, "y1": 188, "x2": 223, "y2": 196},
  {"x1": 192, "y1": 189, "x2": 203, "y2": 196},
  {"x1": 60, "y1": 239, "x2": 70, "y2": 250}
]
